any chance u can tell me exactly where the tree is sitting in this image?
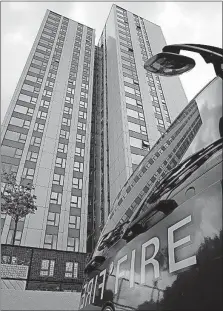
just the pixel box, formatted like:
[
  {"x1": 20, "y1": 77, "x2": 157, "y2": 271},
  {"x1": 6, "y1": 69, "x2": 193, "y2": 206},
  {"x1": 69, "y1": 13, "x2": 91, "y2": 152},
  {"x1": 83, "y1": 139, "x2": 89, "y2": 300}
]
[{"x1": 1, "y1": 171, "x2": 37, "y2": 245}]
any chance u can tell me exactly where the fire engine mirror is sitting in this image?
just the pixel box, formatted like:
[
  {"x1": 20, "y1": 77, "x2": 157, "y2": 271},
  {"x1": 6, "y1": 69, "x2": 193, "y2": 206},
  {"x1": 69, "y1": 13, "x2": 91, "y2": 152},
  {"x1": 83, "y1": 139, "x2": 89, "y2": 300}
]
[{"x1": 144, "y1": 52, "x2": 195, "y2": 76}]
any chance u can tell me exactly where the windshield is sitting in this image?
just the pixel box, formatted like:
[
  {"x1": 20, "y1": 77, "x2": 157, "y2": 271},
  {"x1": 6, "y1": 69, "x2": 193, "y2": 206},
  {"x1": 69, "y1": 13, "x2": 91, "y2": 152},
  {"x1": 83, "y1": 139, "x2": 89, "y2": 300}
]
[
  {"x1": 180, "y1": 76, "x2": 222, "y2": 160},
  {"x1": 94, "y1": 76, "x2": 222, "y2": 255}
]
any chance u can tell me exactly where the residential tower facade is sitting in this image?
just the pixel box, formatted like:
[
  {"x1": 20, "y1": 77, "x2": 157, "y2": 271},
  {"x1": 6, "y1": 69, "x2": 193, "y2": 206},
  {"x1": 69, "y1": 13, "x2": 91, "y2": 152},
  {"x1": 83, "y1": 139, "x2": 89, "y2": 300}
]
[
  {"x1": 1, "y1": 10, "x2": 95, "y2": 256},
  {"x1": 2, "y1": 5, "x2": 188, "y2": 259},
  {"x1": 88, "y1": 4, "x2": 188, "y2": 246}
]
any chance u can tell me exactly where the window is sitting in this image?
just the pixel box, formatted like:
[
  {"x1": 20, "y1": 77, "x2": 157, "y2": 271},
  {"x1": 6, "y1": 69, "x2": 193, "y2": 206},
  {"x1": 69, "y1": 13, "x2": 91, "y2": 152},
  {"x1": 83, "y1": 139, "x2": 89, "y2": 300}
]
[
  {"x1": 124, "y1": 76, "x2": 135, "y2": 84},
  {"x1": 71, "y1": 65, "x2": 78, "y2": 72},
  {"x1": 2, "y1": 255, "x2": 18, "y2": 264},
  {"x1": 41, "y1": 33, "x2": 53, "y2": 41},
  {"x1": 151, "y1": 95, "x2": 158, "y2": 102},
  {"x1": 138, "y1": 112, "x2": 144, "y2": 121},
  {"x1": 9, "y1": 117, "x2": 30, "y2": 128},
  {"x1": 128, "y1": 121, "x2": 140, "y2": 133},
  {"x1": 22, "y1": 84, "x2": 35, "y2": 93},
  {"x1": 120, "y1": 38, "x2": 132, "y2": 47},
  {"x1": 75, "y1": 147, "x2": 84, "y2": 157},
  {"x1": 82, "y1": 68, "x2": 89, "y2": 75},
  {"x1": 1, "y1": 145, "x2": 20, "y2": 158},
  {"x1": 122, "y1": 66, "x2": 135, "y2": 77},
  {"x1": 77, "y1": 122, "x2": 86, "y2": 131},
  {"x1": 22, "y1": 167, "x2": 35, "y2": 179},
  {"x1": 73, "y1": 161, "x2": 83, "y2": 172},
  {"x1": 15, "y1": 149, "x2": 23, "y2": 158},
  {"x1": 131, "y1": 153, "x2": 144, "y2": 165},
  {"x1": 4, "y1": 131, "x2": 19, "y2": 142},
  {"x1": 67, "y1": 87, "x2": 75, "y2": 95},
  {"x1": 129, "y1": 137, "x2": 142, "y2": 148},
  {"x1": 166, "y1": 118, "x2": 171, "y2": 126},
  {"x1": 22, "y1": 120, "x2": 30, "y2": 129},
  {"x1": 53, "y1": 173, "x2": 64, "y2": 186},
  {"x1": 50, "y1": 64, "x2": 58, "y2": 71},
  {"x1": 127, "y1": 108, "x2": 138, "y2": 119},
  {"x1": 68, "y1": 78, "x2": 76, "y2": 86},
  {"x1": 27, "y1": 151, "x2": 38, "y2": 162},
  {"x1": 45, "y1": 80, "x2": 54, "y2": 88},
  {"x1": 55, "y1": 157, "x2": 66, "y2": 168},
  {"x1": 70, "y1": 195, "x2": 81, "y2": 208},
  {"x1": 140, "y1": 125, "x2": 147, "y2": 135},
  {"x1": 64, "y1": 106, "x2": 72, "y2": 115},
  {"x1": 44, "y1": 234, "x2": 57, "y2": 249},
  {"x1": 62, "y1": 117, "x2": 71, "y2": 127},
  {"x1": 18, "y1": 93, "x2": 32, "y2": 103},
  {"x1": 2, "y1": 255, "x2": 11, "y2": 264},
  {"x1": 47, "y1": 212, "x2": 60, "y2": 226},
  {"x1": 82, "y1": 75, "x2": 89, "y2": 82},
  {"x1": 14, "y1": 105, "x2": 33, "y2": 115},
  {"x1": 34, "y1": 122, "x2": 45, "y2": 133},
  {"x1": 48, "y1": 72, "x2": 56, "y2": 79},
  {"x1": 79, "y1": 111, "x2": 87, "y2": 119},
  {"x1": 126, "y1": 96, "x2": 137, "y2": 106},
  {"x1": 58, "y1": 143, "x2": 68, "y2": 153},
  {"x1": 37, "y1": 110, "x2": 47, "y2": 120},
  {"x1": 40, "y1": 259, "x2": 55, "y2": 276},
  {"x1": 68, "y1": 216, "x2": 80, "y2": 229},
  {"x1": 65, "y1": 96, "x2": 74, "y2": 105},
  {"x1": 6, "y1": 229, "x2": 22, "y2": 245},
  {"x1": 40, "y1": 99, "x2": 50, "y2": 108},
  {"x1": 37, "y1": 44, "x2": 50, "y2": 52},
  {"x1": 135, "y1": 89, "x2": 141, "y2": 97},
  {"x1": 80, "y1": 91, "x2": 88, "y2": 99},
  {"x1": 31, "y1": 136, "x2": 41, "y2": 147},
  {"x1": 4, "y1": 131, "x2": 26, "y2": 143},
  {"x1": 33, "y1": 85, "x2": 41, "y2": 94},
  {"x1": 65, "y1": 262, "x2": 79, "y2": 278},
  {"x1": 28, "y1": 66, "x2": 41, "y2": 75},
  {"x1": 43, "y1": 89, "x2": 52, "y2": 97},
  {"x1": 154, "y1": 106, "x2": 161, "y2": 113},
  {"x1": 122, "y1": 59, "x2": 132, "y2": 67},
  {"x1": 85, "y1": 41, "x2": 91, "y2": 48},
  {"x1": 72, "y1": 177, "x2": 82, "y2": 190},
  {"x1": 156, "y1": 118, "x2": 164, "y2": 125},
  {"x1": 81, "y1": 83, "x2": 89, "y2": 90},
  {"x1": 83, "y1": 61, "x2": 90, "y2": 68},
  {"x1": 76, "y1": 134, "x2": 85, "y2": 143},
  {"x1": 60, "y1": 129, "x2": 69, "y2": 140},
  {"x1": 120, "y1": 43, "x2": 130, "y2": 52},
  {"x1": 1, "y1": 163, "x2": 18, "y2": 174},
  {"x1": 50, "y1": 191, "x2": 62, "y2": 204},
  {"x1": 79, "y1": 100, "x2": 87, "y2": 109},
  {"x1": 162, "y1": 104, "x2": 168, "y2": 111},
  {"x1": 163, "y1": 110, "x2": 169, "y2": 117},
  {"x1": 67, "y1": 237, "x2": 79, "y2": 252}
]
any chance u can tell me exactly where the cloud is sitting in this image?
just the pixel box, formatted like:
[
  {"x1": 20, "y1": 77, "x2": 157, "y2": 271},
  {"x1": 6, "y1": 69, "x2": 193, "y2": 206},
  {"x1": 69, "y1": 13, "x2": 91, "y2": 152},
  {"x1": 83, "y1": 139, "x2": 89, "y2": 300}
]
[
  {"x1": 9, "y1": 2, "x2": 30, "y2": 12},
  {"x1": 3, "y1": 31, "x2": 31, "y2": 48},
  {"x1": 69, "y1": 2, "x2": 88, "y2": 25},
  {"x1": 157, "y1": 2, "x2": 186, "y2": 30},
  {"x1": 1, "y1": 2, "x2": 222, "y2": 123},
  {"x1": 69, "y1": 2, "x2": 112, "y2": 41}
]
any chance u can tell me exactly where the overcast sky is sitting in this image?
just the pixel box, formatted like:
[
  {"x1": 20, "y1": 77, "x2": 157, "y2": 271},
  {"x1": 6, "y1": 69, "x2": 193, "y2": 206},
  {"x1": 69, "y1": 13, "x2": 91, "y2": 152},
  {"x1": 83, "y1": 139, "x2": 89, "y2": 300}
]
[{"x1": 1, "y1": 1, "x2": 222, "y2": 122}]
